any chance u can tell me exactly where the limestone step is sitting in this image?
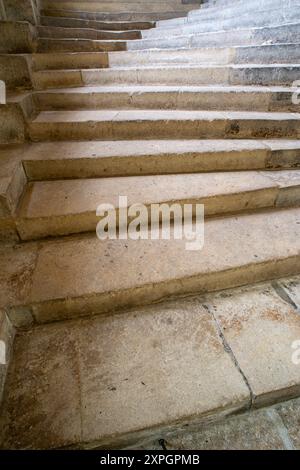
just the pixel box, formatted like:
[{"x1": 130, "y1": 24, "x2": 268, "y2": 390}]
[
  {"x1": 16, "y1": 170, "x2": 300, "y2": 240},
  {"x1": 2, "y1": 277, "x2": 300, "y2": 449},
  {"x1": 1, "y1": 207, "x2": 300, "y2": 326},
  {"x1": 37, "y1": 38, "x2": 127, "y2": 52},
  {"x1": 128, "y1": 23, "x2": 300, "y2": 50},
  {"x1": 20, "y1": 140, "x2": 300, "y2": 181},
  {"x1": 37, "y1": 25, "x2": 142, "y2": 40},
  {"x1": 41, "y1": 9, "x2": 189, "y2": 22},
  {"x1": 40, "y1": 0, "x2": 197, "y2": 14},
  {"x1": 32, "y1": 64, "x2": 300, "y2": 89},
  {"x1": 109, "y1": 44, "x2": 300, "y2": 66},
  {"x1": 40, "y1": 15, "x2": 155, "y2": 31},
  {"x1": 28, "y1": 110, "x2": 300, "y2": 142},
  {"x1": 33, "y1": 85, "x2": 300, "y2": 113}
]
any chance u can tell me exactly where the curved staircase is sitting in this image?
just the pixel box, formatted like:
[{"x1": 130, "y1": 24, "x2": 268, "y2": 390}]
[{"x1": 0, "y1": 0, "x2": 300, "y2": 450}]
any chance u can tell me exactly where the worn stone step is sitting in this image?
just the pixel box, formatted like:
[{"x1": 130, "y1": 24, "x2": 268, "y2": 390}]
[
  {"x1": 37, "y1": 25, "x2": 142, "y2": 40},
  {"x1": 37, "y1": 37, "x2": 127, "y2": 52},
  {"x1": 1, "y1": 207, "x2": 300, "y2": 326},
  {"x1": 41, "y1": 9, "x2": 189, "y2": 22},
  {"x1": 19, "y1": 140, "x2": 300, "y2": 181},
  {"x1": 32, "y1": 64, "x2": 300, "y2": 89},
  {"x1": 1, "y1": 277, "x2": 300, "y2": 448},
  {"x1": 129, "y1": 22, "x2": 300, "y2": 51},
  {"x1": 16, "y1": 170, "x2": 300, "y2": 240},
  {"x1": 28, "y1": 110, "x2": 300, "y2": 142},
  {"x1": 109, "y1": 44, "x2": 300, "y2": 66},
  {"x1": 40, "y1": 15, "x2": 155, "y2": 31},
  {"x1": 33, "y1": 85, "x2": 300, "y2": 113}
]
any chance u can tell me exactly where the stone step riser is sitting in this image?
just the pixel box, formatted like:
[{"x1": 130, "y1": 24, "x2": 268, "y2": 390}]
[
  {"x1": 31, "y1": 52, "x2": 109, "y2": 71},
  {"x1": 32, "y1": 66, "x2": 300, "y2": 90},
  {"x1": 22, "y1": 141, "x2": 300, "y2": 181},
  {"x1": 33, "y1": 89, "x2": 300, "y2": 113},
  {"x1": 37, "y1": 38, "x2": 127, "y2": 52},
  {"x1": 128, "y1": 23, "x2": 300, "y2": 50},
  {"x1": 40, "y1": 1, "x2": 197, "y2": 14},
  {"x1": 37, "y1": 25, "x2": 142, "y2": 40},
  {"x1": 16, "y1": 172, "x2": 300, "y2": 241},
  {"x1": 28, "y1": 116, "x2": 300, "y2": 142},
  {"x1": 41, "y1": 9, "x2": 189, "y2": 22},
  {"x1": 40, "y1": 16, "x2": 155, "y2": 31}
]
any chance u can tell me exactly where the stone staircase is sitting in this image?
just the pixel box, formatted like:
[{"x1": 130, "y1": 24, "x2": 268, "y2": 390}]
[{"x1": 0, "y1": 0, "x2": 300, "y2": 450}]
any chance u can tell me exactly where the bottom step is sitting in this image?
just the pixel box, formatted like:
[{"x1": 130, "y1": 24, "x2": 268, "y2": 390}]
[
  {"x1": 1, "y1": 208, "x2": 300, "y2": 326},
  {"x1": 1, "y1": 276, "x2": 300, "y2": 449}
]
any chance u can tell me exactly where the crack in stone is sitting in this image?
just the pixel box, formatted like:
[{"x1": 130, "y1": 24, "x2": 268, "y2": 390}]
[{"x1": 204, "y1": 300, "x2": 254, "y2": 408}]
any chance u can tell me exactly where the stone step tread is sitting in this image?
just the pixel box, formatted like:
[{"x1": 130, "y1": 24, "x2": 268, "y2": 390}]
[
  {"x1": 2, "y1": 276, "x2": 300, "y2": 449},
  {"x1": 37, "y1": 25, "x2": 142, "y2": 38},
  {"x1": 54, "y1": 63, "x2": 300, "y2": 70},
  {"x1": 30, "y1": 109, "x2": 300, "y2": 125},
  {"x1": 19, "y1": 139, "x2": 300, "y2": 160},
  {"x1": 39, "y1": 37, "x2": 127, "y2": 44},
  {"x1": 34, "y1": 84, "x2": 299, "y2": 94},
  {"x1": 15, "y1": 170, "x2": 300, "y2": 240},
  {"x1": 119, "y1": 42, "x2": 300, "y2": 52},
  {"x1": 1, "y1": 208, "x2": 300, "y2": 326}
]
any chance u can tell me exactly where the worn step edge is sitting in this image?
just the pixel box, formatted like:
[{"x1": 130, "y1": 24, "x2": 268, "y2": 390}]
[
  {"x1": 28, "y1": 110, "x2": 300, "y2": 142},
  {"x1": 15, "y1": 170, "x2": 300, "y2": 240},
  {"x1": 32, "y1": 85, "x2": 300, "y2": 113},
  {"x1": 19, "y1": 139, "x2": 300, "y2": 180}
]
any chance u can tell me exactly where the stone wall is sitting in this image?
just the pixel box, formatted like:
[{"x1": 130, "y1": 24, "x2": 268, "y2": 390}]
[{"x1": 0, "y1": 0, "x2": 39, "y2": 24}]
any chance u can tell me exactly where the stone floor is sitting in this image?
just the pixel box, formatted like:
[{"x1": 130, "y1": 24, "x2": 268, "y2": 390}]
[{"x1": 1, "y1": 276, "x2": 300, "y2": 449}]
